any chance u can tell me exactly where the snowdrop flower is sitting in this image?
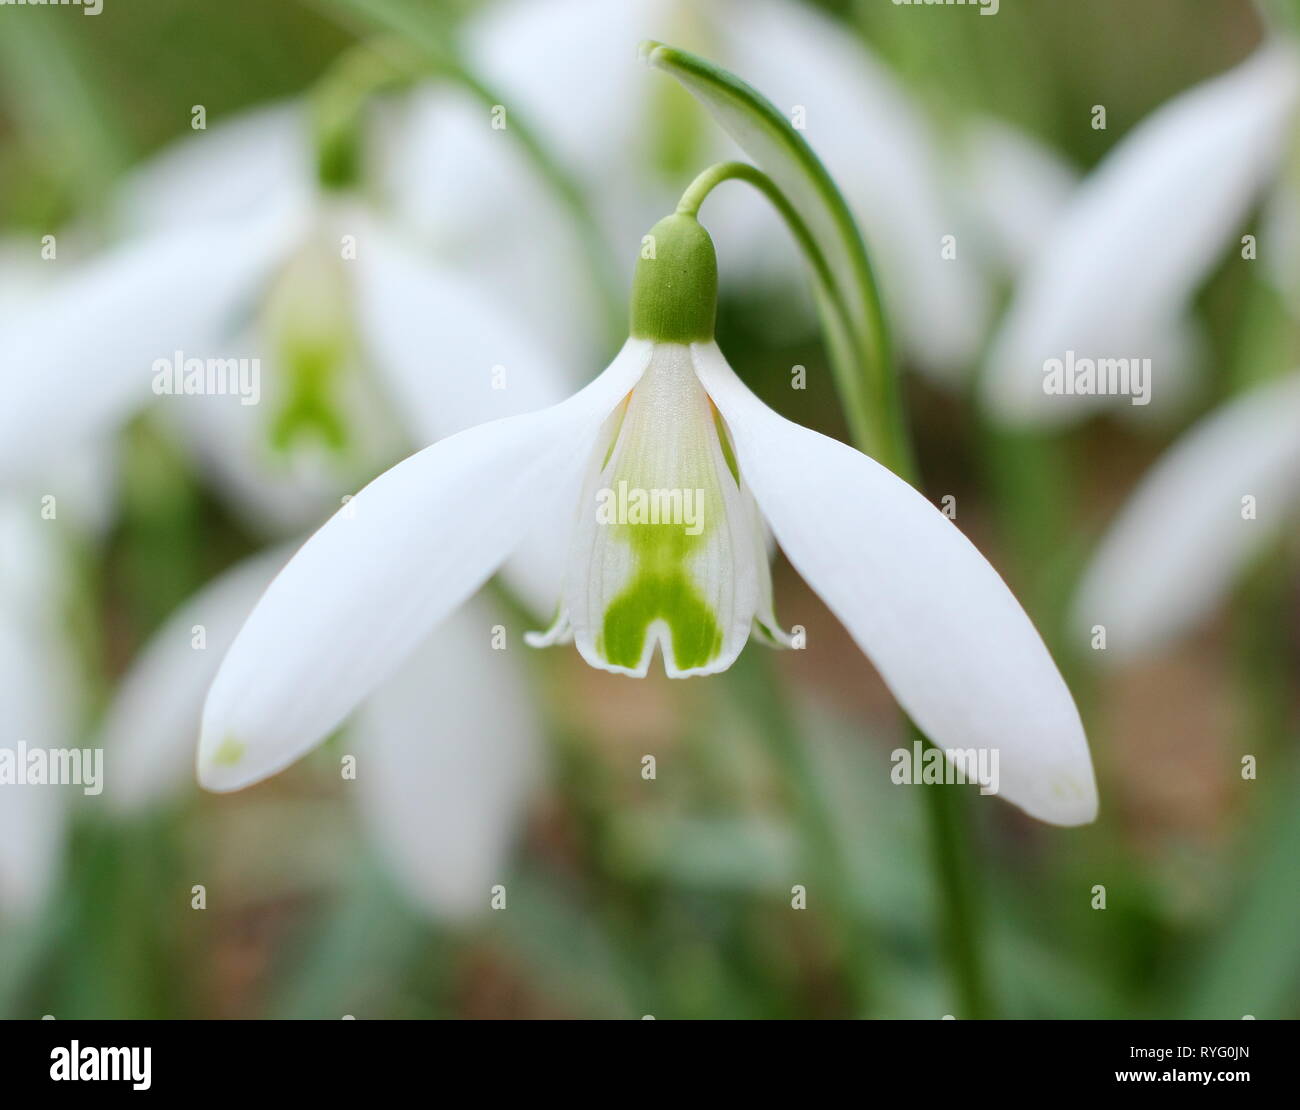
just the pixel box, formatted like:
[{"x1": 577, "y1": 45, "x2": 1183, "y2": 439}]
[
  {"x1": 984, "y1": 42, "x2": 1300, "y2": 425},
  {"x1": 1074, "y1": 370, "x2": 1300, "y2": 662},
  {"x1": 98, "y1": 547, "x2": 541, "y2": 919},
  {"x1": 0, "y1": 100, "x2": 571, "y2": 536},
  {"x1": 202, "y1": 209, "x2": 1097, "y2": 826},
  {"x1": 395, "y1": 0, "x2": 990, "y2": 379}
]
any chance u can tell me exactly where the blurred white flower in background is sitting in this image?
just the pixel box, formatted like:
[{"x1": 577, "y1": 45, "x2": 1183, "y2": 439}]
[
  {"x1": 959, "y1": 117, "x2": 1079, "y2": 282},
  {"x1": 395, "y1": 0, "x2": 998, "y2": 380},
  {"x1": 1073, "y1": 370, "x2": 1300, "y2": 662},
  {"x1": 0, "y1": 86, "x2": 589, "y2": 918},
  {"x1": 983, "y1": 41, "x2": 1300, "y2": 425},
  {"x1": 0, "y1": 98, "x2": 575, "y2": 538},
  {"x1": 0, "y1": 480, "x2": 110, "y2": 921},
  {"x1": 98, "y1": 547, "x2": 543, "y2": 919}
]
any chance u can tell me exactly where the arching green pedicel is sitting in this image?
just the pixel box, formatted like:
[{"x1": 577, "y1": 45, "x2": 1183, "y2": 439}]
[
  {"x1": 628, "y1": 213, "x2": 719, "y2": 343},
  {"x1": 598, "y1": 508, "x2": 724, "y2": 672}
]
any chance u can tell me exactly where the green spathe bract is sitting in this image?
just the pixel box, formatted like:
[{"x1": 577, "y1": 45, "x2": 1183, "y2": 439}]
[{"x1": 628, "y1": 213, "x2": 718, "y2": 343}]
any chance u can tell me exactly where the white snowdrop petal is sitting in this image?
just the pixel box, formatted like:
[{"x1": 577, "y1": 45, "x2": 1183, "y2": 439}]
[
  {"x1": 353, "y1": 218, "x2": 573, "y2": 445},
  {"x1": 1074, "y1": 371, "x2": 1300, "y2": 661},
  {"x1": 353, "y1": 596, "x2": 542, "y2": 920},
  {"x1": 984, "y1": 44, "x2": 1300, "y2": 425},
  {"x1": 0, "y1": 206, "x2": 303, "y2": 483},
  {"x1": 116, "y1": 101, "x2": 312, "y2": 233},
  {"x1": 100, "y1": 548, "x2": 291, "y2": 813},
  {"x1": 961, "y1": 116, "x2": 1077, "y2": 276},
  {"x1": 694, "y1": 342, "x2": 1096, "y2": 825},
  {"x1": 382, "y1": 86, "x2": 603, "y2": 374},
  {"x1": 0, "y1": 502, "x2": 78, "y2": 918},
  {"x1": 199, "y1": 339, "x2": 651, "y2": 791}
]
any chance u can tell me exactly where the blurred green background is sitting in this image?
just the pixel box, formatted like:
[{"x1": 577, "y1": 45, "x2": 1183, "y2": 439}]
[{"x1": 0, "y1": 0, "x2": 1296, "y2": 1020}]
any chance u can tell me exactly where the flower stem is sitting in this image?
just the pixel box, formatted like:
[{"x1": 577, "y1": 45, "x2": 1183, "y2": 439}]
[
  {"x1": 916, "y1": 726, "x2": 991, "y2": 1018},
  {"x1": 674, "y1": 162, "x2": 908, "y2": 468},
  {"x1": 676, "y1": 162, "x2": 843, "y2": 306}
]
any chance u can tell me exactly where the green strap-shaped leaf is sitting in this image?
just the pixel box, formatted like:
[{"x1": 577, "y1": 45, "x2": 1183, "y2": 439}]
[{"x1": 641, "y1": 40, "x2": 915, "y2": 480}]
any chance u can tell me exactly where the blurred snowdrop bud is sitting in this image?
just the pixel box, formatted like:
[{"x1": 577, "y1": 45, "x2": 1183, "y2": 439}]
[
  {"x1": 984, "y1": 42, "x2": 1300, "y2": 426},
  {"x1": 1073, "y1": 371, "x2": 1300, "y2": 661},
  {"x1": 450, "y1": 0, "x2": 989, "y2": 379}
]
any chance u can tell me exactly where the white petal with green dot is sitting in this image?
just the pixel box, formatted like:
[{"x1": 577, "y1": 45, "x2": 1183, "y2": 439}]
[
  {"x1": 98, "y1": 548, "x2": 290, "y2": 813},
  {"x1": 693, "y1": 341, "x2": 1097, "y2": 826},
  {"x1": 199, "y1": 340, "x2": 649, "y2": 791}
]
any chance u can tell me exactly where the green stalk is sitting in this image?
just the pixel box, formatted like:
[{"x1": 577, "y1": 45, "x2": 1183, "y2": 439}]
[{"x1": 917, "y1": 726, "x2": 991, "y2": 1018}]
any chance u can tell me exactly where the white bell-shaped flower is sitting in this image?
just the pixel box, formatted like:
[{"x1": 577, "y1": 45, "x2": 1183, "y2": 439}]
[{"x1": 202, "y1": 212, "x2": 1097, "y2": 826}]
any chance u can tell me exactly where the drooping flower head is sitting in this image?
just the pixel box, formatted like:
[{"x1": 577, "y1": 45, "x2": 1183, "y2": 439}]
[
  {"x1": 201, "y1": 201, "x2": 1097, "y2": 827},
  {"x1": 526, "y1": 211, "x2": 790, "y2": 676}
]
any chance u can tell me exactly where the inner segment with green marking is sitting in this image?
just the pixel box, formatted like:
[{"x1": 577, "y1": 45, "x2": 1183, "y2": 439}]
[
  {"x1": 264, "y1": 241, "x2": 355, "y2": 455},
  {"x1": 588, "y1": 343, "x2": 751, "y2": 675},
  {"x1": 600, "y1": 495, "x2": 723, "y2": 671}
]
